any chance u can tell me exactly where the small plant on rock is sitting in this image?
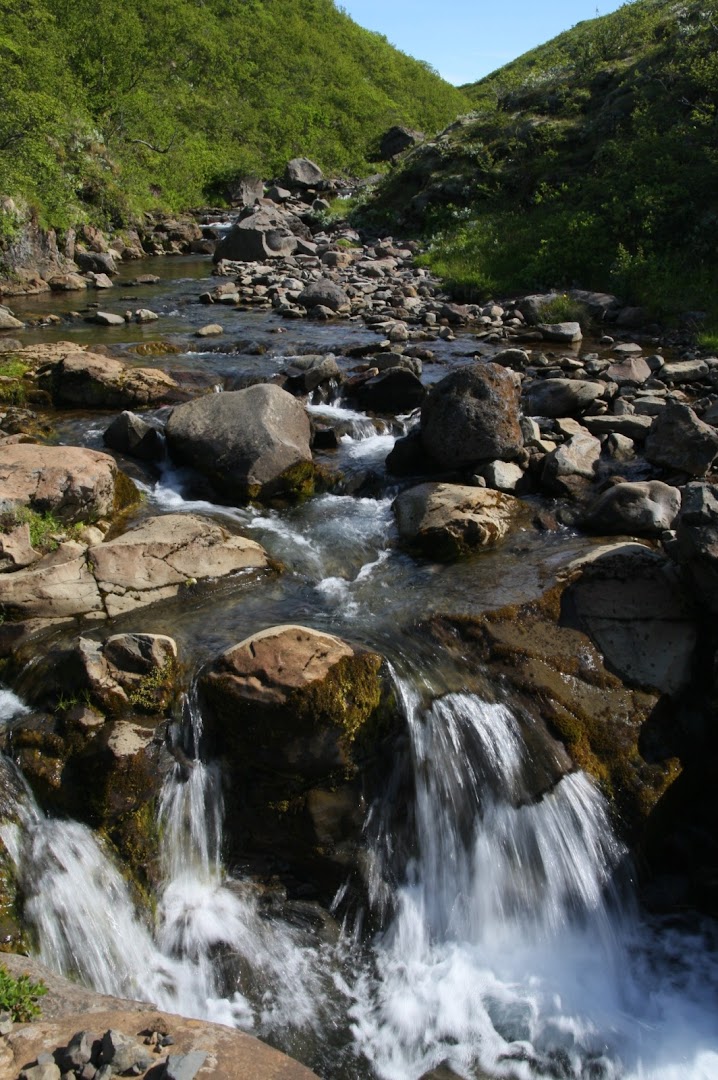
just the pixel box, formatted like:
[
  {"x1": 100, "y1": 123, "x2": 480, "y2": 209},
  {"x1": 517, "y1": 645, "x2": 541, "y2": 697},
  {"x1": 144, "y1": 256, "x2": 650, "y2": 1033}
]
[{"x1": 0, "y1": 963, "x2": 47, "y2": 1022}]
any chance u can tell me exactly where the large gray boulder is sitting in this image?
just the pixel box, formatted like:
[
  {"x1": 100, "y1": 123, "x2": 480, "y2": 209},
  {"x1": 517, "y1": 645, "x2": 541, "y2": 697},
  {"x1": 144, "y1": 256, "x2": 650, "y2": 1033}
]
[
  {"x1": 420, "y1": 363, "x2": 523, "y2": 469},
  {"x1": 103, "y1": 411, "x2": 164, "y2": 461},
  {"x1": 0, "y1": 443, "x2": 135, "y2": 523},
  {"x1": 645, "y1": 402, "x2": 718, "y2": 476},
  {"x1": 522, "y1": 378, "x2": 605, "y2": 418},
  {"x1": 165, "y1": 384, "x2": 314, "y2": 502},
  {"x1": 286, "y1": 157, "x2": 324, "y2": 187},
  {"x1": 212, "y1": 208, "x2": 298, "y2": 262},
  {"x1": 297, "y1": 278, "x2": 350, "y2": 313},
  {"x1": 582, "y1": 481, "x2": 681, "y2": 538},
  {"x1": 378, "y1": 126, "x2": 424, "y2": 159},
  {"x1": 541, "y1": 432, "x2": 601, "y2": 497},
  {"x1": 393, "y1": 482, "x2": 521, "y2": 559}
]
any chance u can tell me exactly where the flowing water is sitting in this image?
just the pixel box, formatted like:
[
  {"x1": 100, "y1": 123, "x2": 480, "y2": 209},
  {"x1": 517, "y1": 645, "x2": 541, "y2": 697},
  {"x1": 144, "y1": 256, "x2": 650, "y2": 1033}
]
[{"x1": 2, "y1": 261, "x2": 718, "y2": 1079}]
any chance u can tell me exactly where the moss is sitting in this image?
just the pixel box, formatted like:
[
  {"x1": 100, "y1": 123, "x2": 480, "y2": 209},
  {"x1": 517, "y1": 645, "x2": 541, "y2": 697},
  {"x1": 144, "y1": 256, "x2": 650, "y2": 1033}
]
[
  {"x1": 132, "y1": 341, "x2": 181, "y2": 357},
  {"x1": 0, "y1": 841, "x2": 30, "y2": 954},
  {"x1": 276, "y1": 461, "x2": 317, "y2": 505},
  {"x1": 112, "y1": 469, "x2": 141, "y2": 515},
  {"x1": 128, "y1": 659, "x2": 178, "y2": 714}
]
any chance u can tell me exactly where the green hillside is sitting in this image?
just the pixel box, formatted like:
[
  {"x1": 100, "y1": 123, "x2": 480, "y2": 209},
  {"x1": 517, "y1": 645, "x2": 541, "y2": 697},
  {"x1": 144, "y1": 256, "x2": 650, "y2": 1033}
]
[
  {"x1": 362, "y1": 0, "x2": 718, "y2": 322},
  {"x1": 0, "y1": 0, "x2": 469, "y2": 233}
]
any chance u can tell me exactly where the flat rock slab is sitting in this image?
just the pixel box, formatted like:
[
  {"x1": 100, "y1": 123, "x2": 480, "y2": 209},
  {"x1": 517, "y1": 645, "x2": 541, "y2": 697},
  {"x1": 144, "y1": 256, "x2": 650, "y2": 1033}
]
[
  {"x1": 28, "y1": 344, "x2": 181, "y2": 408},
  {"x1": 0, "y1": 443, "x2": 131, "y2": 523},
  {"x1": 393, "y1": 482, "x2": 522, "y2": 559}
]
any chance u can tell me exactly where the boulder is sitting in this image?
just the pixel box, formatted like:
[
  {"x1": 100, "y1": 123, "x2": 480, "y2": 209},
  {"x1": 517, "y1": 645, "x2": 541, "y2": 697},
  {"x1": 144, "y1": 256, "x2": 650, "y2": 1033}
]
[
  {"x1": 286, "y1": 157, "x2": 324, "y2": 187},
  {"x1": 0, "y1": 522, "x2": 39, "y2": 572},
  {"x1": 36, "y1": 347, "x2": 180, "y2": 409},
  {"x1": 420, "y1": 363, "x2": 523, "y2": 469},
  {"x1": 165, "y1": 384, "x2": 314, "y2": 503},
  {"x1": 581, "y1": 413, "x2": 653, "y2": 443},
  {"x1": 564, "y1": 544, "x2": 697, "y2": 696},
  {"x1": 103, "y1": 411, "x2": 165, "y2": 462},
  {"x1": 199, "y1": 625, "x2": 396, "y2": 888},
  {"x1": 0, "y1": 546, "x2": 104, "y2": 619},
  {"x1": 92, "y1": 312, "x2": 126, "y2": 326},
  {"x1": 0, "y1": 443, "x2": 136, "y2": 523},
  {"x1": 645, "y1": 402, "x2": 718, "y2": 476},
  {"x1": 352, "y1": 368, "x2": 425, "y2": 413},
  {"x1": 0, "y1": 308, "x2": 24, "y2": 330},
  {"x1": 541, "y1": 432, "x2": 601, "y2": 496},
  {"x1": 297, "y1": 278, "x2": 350, "y2": 313},
  {"x1": 393, "y1": 482, "x2": 521, "y2": 559},
  {"x1": 212, "y1": 208, "x2": 298, "y2": 262},
  {"x1": 522, "y1": 378, "x2": 605, "y2": 418},
  {"x1": 660, "y1": 359, "x2": 709, "y2": 384},
  {"x1": 74, "y1": 250, "x2": 118, "y2": 276},
  {"x1": 606, "y1": 356, "x2": 652, "y2": 386},
  {"x1": 675, "y1": 483, "x2": 718, "y2": 613},
  {"x1": 76, "y1": 633, "x2": 178, "y2": 714},
  {"x1": 378, "y1": 126, "x2": 424, "y2": 159},
  {"x1": 281, "y1": 354, "x2": 340, "y2": 395},
  {"x1": 582, "y1": 481, "x2": 681, "y2": 538},
  {"x1": 48, "y1": 274, "x2": 86, "y2": 292},
  {"x1": 538, "y1": 321, "x2": 583, "y2": 343},
  {"x1": 89, "y1": 513, "x2": 268, "y2": 618}
]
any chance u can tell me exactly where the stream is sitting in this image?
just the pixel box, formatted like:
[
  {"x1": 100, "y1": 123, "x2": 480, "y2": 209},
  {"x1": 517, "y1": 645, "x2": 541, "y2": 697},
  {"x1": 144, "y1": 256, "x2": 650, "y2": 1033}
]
[{"x1": 2, "y1": 259, "x2": 718, "y2": 1080}]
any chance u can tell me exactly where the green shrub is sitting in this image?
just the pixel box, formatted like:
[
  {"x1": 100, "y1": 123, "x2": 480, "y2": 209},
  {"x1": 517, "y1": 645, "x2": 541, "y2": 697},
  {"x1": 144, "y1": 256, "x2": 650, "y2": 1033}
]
[
  {"x1": 0, "y1": 963, "x2": 47, "y2": 1022},
  {"x1": 536, "y1": 295, "x2": 591, "y2": 330},
  {"x1": 0, "y1": 508, "x2": 83, "y2": 553}
]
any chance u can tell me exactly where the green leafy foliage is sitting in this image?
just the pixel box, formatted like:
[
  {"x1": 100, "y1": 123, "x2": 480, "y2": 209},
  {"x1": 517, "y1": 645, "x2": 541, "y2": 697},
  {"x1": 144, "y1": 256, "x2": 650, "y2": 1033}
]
[
  {"x1": 369, "y1": 0, "x2": 718, "y2": 321},
  {"x1": 0, "y1": 507, "x2": 84, "y2": 553},
  {"x1": 0, "y1": 963, "x2": 47, "y2": 1021},
  {"x1": 0, "y1": 0, "x2": 468, "y2": 229}
]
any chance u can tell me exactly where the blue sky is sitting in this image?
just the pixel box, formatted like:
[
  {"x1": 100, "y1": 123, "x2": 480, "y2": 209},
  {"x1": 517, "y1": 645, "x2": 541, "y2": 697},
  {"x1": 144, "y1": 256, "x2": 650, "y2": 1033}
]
[{"x1": 338, "y1": 0, "x2": 628, "y2": 84}]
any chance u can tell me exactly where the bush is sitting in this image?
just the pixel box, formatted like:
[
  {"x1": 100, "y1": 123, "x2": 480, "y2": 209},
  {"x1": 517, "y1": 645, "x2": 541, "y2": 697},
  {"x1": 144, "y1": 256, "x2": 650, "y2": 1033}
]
[{"x1": 0, "y1": 963, "x2": 47, "y2": 1022}]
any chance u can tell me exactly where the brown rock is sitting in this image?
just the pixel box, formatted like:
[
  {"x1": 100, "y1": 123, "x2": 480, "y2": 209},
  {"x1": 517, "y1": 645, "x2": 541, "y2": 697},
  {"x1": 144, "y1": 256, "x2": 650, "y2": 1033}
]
[
  {"x1": 0, "y1": 443, "x2": 134, "y2": 523},
  {"x1": 31, "y1": 345, "x2": 181, "y2": 408},
  {"x1": 393, "y1": 482, "x2": 522, "y2": 559}
]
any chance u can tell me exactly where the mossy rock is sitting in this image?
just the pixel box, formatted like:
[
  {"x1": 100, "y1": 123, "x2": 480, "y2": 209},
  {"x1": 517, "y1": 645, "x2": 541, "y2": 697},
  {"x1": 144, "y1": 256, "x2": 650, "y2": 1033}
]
[
  {"x1": 422, "y1": 581, "x2": 681, "y2": 844},
  {"x1": 132, "y1": 341, "x2": 181, "y2": 357}
]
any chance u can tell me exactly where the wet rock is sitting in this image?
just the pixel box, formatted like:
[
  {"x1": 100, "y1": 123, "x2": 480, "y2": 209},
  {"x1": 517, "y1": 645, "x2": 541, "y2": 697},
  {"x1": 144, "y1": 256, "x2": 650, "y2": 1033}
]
[
  {"x1": 91, "y1": 311, "x2": 125, "y2": 326},
  {"x1": 195, "y1": 323, "x2": 223, "y2": 337},
  {"x1": 675, "y1": 482, "x2": 718, "y2": 612},
  {"x1": 212, "y1": 208, "x2": 298, "y2": 262},
  {"x1": 35, "y1": 346, "x2": 181, "y2": 409},
  {"x1": 89, "y1": 513, "x2": 268, "y2": 618},
  {"x1": 134, "y1": 308, "x2": 158, "y2": 323},
  {"x1": 165, "y1": 384, "x2": 314, "y2": 504},
  {"x1": 538, "y1": 321, "x2": 583, "y2": 344},
  {"x1": 420, "y1": 363, "x2": 523, "y2": 469},
  {"x1": 103, "y1": 411, "x2": 165, "y2": 462},
  {"x1": 393, "y1": 482, "x2": 522, "y2": 559},
  {"x1": 281, "y1": 354, "x2": 340, "y2": 395},
  {"x1": 582, "y1": 481, "x2": 681, "y2": 538},
  {"x1": 352, "y1": 368, "x2": 425, "y2": 413},
  {"x1": 644, "y1": 402, "x2": 718, "y2": 476},
  {"x1": 0, "y1": 443, "x2": 136, "y2": 523},
  {"x1": 0, "y1": 307, "x2": 24, "y2": 330},
  {"x1": 385, "y1": 429, "x2": 436, "y2": 476},
  {"x1": 48, "y1": 274, "x2": 86, "y2": 292},
  {"x1": 522, "y1": 378, "x2": 605, "y2": 418},
  {"x1": 76, "y1": 633, "x2": 178, "y2": 714}
]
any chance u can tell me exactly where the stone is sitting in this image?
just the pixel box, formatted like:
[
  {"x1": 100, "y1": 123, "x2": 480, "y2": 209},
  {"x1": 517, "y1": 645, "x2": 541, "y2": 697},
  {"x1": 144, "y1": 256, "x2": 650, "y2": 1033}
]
[
  {"x1": 297, "y1": 278, "x2": 350, "y2": 313},
  {"x1": 89, "y1": 513, "x2": 268, "y2": 618},
  {"x1": 420, "y1": 363, "x2": 523, "y2": 469},
  {"x1": 0, "y1": 522, "x2": 40, "y2": 572},
  {"x1": 645, "y1": 403, "x2": 718, "y2": 476},
  {"x1": 606, "y1": 356, "x2": 652, "y2": 386},
  {"x1": 493, "y1": 347, "x2": 531, "y2": 369},
  {"x1": 134, "y1": 308, "x2": 158, "y2": 323},
  {"x1": 195, "y1": 323, "x2": 223, "y2": 337},
  {"x1": 75, "y1": 251, "x2": 118, "y2": 276},
  {"x1": 48, "y1": 274, "x2": 87, "y2": 292},
  {"x1": 522, "y1": 378, "x2": 605, "y2": 418},
  {"x1": 612, "y1": 342, "x2": 643, "y2": 356},
  {"x1": 675, "y1": 483, "x2": 718, "y2": 613},
  {"x1": 100, "y1": 1029, "x2": 153, "y2": 1075},
  {"x1": 165, "y1": 1051, "x2": 208, "y2": 1080},
  {"x1": 481, "y1": 460, "x2": 525, "y2": 494},
  {"x1": 0, "y1": 308, "x2": 24, "y2": 330},
  {"x1": 352, "y1": 368, "x2": 425, "y2": 413},
  {"x1": 36, "y1": 345, "x2": 180, "y2": 409},
  {"x1": 92, "y1": 311, "x2": 126, "y2": 326},
  {"x1": 581, "y1": 413, "x2": 654, "y2": 442},
  {"x1": 564, "y1": 545, "x2": 697, "y2": 696},
  {"x1": 659, "y1": 359, "x2": 709, "y2": 384},
  {"x1": 0, "y1": 550, "x2": 104, "y2": 619},
  {"x1": 165, "y1": 384, "x2": 314, "y2": 503},
  {"x1": 0, "y1": 443, "x2": 135, "y2": 523},
  {"x1": 582, "y1": 481, "x2": 681, "y2": 538},
  {"x1": 212, "y1": 208, "x2": 298, "y2": 262},
  {"x1": 393, "y1": 482, "x2": 521, "y2": 559},
  {"x1": 89, "y1": 273, "x2": 114, "y2": 290},
  {"x1": 286, "y1": 158, "x2": 324, "y2": 187},
  {"x1": 20, "y1": 1065, "x2": 61, "y2": 1080},
  {"x1": 55, "y1": 1030, "x2": 94, "y2": 1073},
  {"x1": 282, "y1": 354, "x2": 340, "y2": 395},
  {"x1": 538, "y1": 321, "x2": 583, "y2": 343},
  {"x1": 103, "y1": 411, "x2": 165, "y2": 462},
  {"x1": 76, "y1": 633, "x2": 177, "y2": 713},
  {"x1": 541, "y1": 432, "x2": 601, "y2": 496},
  {"x1": 378, "y1": 126, "x2": 424, "y2": 159}
]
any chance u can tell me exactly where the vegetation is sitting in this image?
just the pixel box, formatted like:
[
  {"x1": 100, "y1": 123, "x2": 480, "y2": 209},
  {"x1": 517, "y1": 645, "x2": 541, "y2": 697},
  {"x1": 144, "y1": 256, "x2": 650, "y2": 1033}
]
[
  {"x1": 0, "y1": 358, "x2": 28, "y2": 404},
  {"x1": 362, "y1": 0, "x2": 718, "y2": 323},
  {"x1": 0, "y1": 507, "x2": 84, "y2": 553},
  {"x1": 0, "y1": 0, "x2": 468, "y2": 234},
  {"x1": 0, "y1": 963, "x2": 47, "y2": 1021}
]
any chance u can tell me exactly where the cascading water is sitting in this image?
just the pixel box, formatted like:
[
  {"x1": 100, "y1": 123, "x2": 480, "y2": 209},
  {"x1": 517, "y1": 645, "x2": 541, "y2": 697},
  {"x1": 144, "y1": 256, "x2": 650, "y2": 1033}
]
[{"x1": 1, "y1": 678, "x2": 718, "y2": 1080}]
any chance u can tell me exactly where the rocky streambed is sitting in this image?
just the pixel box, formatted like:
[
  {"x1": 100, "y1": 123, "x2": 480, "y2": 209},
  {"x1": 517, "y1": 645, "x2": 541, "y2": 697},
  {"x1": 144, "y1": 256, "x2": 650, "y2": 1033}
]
[{"x1": 0, "y1": 195, "x2": 718, "y2": 1080}]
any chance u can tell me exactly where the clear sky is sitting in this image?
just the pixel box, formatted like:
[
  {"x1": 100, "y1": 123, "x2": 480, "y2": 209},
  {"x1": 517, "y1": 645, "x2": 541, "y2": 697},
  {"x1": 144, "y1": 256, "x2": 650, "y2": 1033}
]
[{"x1": 338, "y1": 0, "x2": 628, "y2": 85}]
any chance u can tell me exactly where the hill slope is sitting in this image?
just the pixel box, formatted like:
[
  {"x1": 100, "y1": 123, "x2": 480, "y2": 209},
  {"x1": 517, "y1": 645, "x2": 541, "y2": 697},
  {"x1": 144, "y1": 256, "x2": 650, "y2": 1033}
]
[
  {"x1": 0, "y1": 0, "x2": 468, "y2": 233},
  {"x1": 362, "y1": 0, "x2": 718, "y2": 320}
]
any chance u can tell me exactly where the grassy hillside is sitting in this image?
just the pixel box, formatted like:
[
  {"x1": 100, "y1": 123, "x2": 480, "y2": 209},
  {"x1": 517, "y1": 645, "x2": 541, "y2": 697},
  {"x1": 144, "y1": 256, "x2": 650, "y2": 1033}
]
[
  {"x1": 0, "y1": 0, "x2": 468, "y2": 233},
  {"x1": 361, "y1": 0, "x2": 718, "y2": 322}
]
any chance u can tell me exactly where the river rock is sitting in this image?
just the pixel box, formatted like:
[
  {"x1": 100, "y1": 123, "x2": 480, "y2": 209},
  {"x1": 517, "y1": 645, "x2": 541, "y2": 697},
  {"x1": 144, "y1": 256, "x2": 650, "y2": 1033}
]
[
  {"x1": 378, "y1": 125, "x2": 424, "y2": 159},
  {"x1": 607, "y1": 356, "x2": 652, "y2": 386},
  {"x1": 74, "y1": 250, "x2": 118, "y2": 276},
  {"x1": 538, "y1": 321, "x2": 583, "y2": 343},
  {"x1": 48, "y1": 274, "x2": 86, "y2": 292},
  {"x1": 0, "y1": 544, "x2": 104, "y2": 619},
  {"x1": 675, "y1": 482, "x2": 718, "y2": 612},
  {"x1": 564, "y1": 544, "x2": 697, "y2": 696},
  {"x1": 644, "y1": 402, "x2": 718, "y2": 476},
  {"x1": 286, "y1": 157, "x2": 324, "y2": 187},
  {"x1": 0, "y1": 443, "x2": 136, "y2": 523},
  {"x1": 660, "y1": 359, "x2": 709, "y2": 384},
  {"x1": 0, "y1": 308, "x2": 24, "y2": 330},
  {"x1": 212, "y1": 208, "x2": 298, "y2": 262},
  {"x1": 297, "y1": 278, "x2": 350, "y2": 313},
  {"x1": 76, "y1": 633, "x2": 178, "y2": 714},
  {"x1": 393, "y1": 482, "x2": 521, "y2": 559},
  {"x1": 281, "y1": 354, "x2": 341, "y2": 395},
  {"x1": 165, "y1": 384, "x2": 314, "y2": 503},
  {"x1": 522, "y1": 378, "x2": 605, "y2": 418},
  {"x1": 103, "y1": 410, "x2": 165, "y2": 461},
  {"x1": 200, "y1": 625, "x2": 396, "y2": 891},
  {"x1": 0, "y1": 523, "x2": 41, "y2": 572},
  {"x1": 541, "y1": 432, "x2": 601, "y2": 497},
  {"x1": 352, "y1": 368, "x2": 425, "y2": 413},
  {"x1": 420, "y1": 363, "x2": 523, "y2": 469},
  {"x1": 89, "y1": 513, "x2": 269, "y2": 618},
  {"x1": 582, "y1": 481, "x2": 681, "y2": 538},
  {"x1": 35, "y1": 346, "x2": 180, "y2": 408},
  {"x1": 581, "y1": 413, "x2": 653, "y2": 442}
]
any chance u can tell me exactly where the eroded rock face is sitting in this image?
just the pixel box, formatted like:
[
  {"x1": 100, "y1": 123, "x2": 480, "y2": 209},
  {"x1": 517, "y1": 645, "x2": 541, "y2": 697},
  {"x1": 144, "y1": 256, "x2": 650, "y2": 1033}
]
[
  {"x1": 33, "y1": 346, "x2": 181, "y2": 409},
  {"x1": 420, "y1": 363, "x2": 523, "y2": 469},
  {"x1": 200, "y1": 625, "x2": 398, "y2": 891},
  {"x1": 89, "y1": 514, "x2": 269, "y2": 618},
  {"x1": 0, "y1": 443, "x2": 136, "y2": 525},
  {"x1": 165, "y1": 384, "x2": 314, "y2": 503},
  {"x1": 393, "y1": 482, "x2": 522, "y2": 560}
]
